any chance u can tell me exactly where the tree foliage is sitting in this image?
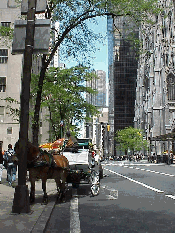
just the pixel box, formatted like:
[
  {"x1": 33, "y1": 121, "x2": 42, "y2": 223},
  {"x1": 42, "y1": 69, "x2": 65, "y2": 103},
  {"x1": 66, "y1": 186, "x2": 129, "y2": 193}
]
[
  {"x1": 115, "y1": 126, "x2": 148, "y2": 154},
  {"x1": 0, "y1": 97, "x2": 20, "y2": 121},
  {"x1": 50, "y1": 0, "x2": 161, "y2": 64},
  {"x1": 0, "y1": 0, "x2": 161, "y2": 145},
  {"x1": 31, "y1": 66, "x2": 99, "y2": 140},
  {"x1": 0, "y1": 26, "x2": 14, "y2": 47},
  {"x1": 31, "y1": 0, "x2": 161, "y2": 146}
]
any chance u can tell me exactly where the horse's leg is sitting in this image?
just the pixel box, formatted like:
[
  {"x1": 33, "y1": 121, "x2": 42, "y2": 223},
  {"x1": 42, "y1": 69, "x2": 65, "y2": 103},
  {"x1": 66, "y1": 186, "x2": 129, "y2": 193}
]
[
  {"x1": 29, "y1": 171, "x2": 35, "y2": 203},
  {"x1": 59, "y1": 170, "x2": 68, "y2": 200},
  {"x1": 54, "y1": 170, "x2": 62, "y2": 200},
  {"x1": 41, "y1": 174, "x2": 48, "y2": 204}
]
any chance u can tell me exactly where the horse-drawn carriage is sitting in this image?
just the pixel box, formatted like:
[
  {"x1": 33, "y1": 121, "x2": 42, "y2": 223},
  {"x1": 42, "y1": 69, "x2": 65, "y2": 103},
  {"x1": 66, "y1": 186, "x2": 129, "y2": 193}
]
[
  {"x1": 62, "y1": 147, "x2": 100, "y2": 196},
  {"x1": 14, "y1": 138, "x2": 100, "y2": 204}
]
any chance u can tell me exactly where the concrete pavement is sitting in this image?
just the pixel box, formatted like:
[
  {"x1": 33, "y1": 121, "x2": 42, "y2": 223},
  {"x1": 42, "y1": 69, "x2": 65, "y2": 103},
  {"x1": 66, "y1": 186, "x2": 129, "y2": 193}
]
[
  {"x1": 0, "y1": 167, "x2": 58, "y2": 233},
  {"x1": 1, "y1": 159, "x2": 174, "y2": 232}
]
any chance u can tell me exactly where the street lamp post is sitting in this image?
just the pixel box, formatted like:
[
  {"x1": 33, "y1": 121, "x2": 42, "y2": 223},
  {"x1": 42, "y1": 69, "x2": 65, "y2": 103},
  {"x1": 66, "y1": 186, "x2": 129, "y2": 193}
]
[
  {"x1": 11, "y1": 0, "x2": 49, "y2": 213},
  {"x1": 12, "y1": 0, "x2": 37, "y2": 213}
]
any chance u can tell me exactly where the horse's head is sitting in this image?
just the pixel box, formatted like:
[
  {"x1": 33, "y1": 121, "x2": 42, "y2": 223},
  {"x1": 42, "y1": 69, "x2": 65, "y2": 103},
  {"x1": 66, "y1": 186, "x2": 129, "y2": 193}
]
[{"x1": 14, "y1": 140, "x2": 40, "y2": 164}]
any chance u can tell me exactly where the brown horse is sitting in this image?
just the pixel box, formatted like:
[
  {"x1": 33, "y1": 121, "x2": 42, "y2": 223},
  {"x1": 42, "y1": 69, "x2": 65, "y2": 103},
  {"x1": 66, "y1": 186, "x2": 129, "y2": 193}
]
[{"x1": 14, "y1": 141, "x2": 69, "y2": 204}]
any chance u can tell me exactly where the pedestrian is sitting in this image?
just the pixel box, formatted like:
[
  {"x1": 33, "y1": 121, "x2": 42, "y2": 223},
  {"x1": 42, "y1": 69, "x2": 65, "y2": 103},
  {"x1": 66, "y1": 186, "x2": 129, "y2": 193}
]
[
  {"x1": 4, "y1": 144, "x2": 17, "y2": 187},
  {"x1": 64, "y1": 131, "x2": 78, "y2": 152},
  {"x1": 0, "y1": 148, "x2": 3, "y2": 184}
]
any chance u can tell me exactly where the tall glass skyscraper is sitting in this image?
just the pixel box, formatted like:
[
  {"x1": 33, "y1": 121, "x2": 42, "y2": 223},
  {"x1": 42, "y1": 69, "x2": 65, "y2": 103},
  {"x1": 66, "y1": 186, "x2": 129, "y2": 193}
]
[{"x1": 108, "y1": 16, "x2": 139, "y2": 156}]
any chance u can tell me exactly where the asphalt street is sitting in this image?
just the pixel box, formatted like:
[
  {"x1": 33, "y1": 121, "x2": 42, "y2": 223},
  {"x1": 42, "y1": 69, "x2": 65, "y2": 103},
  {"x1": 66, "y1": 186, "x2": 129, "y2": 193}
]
[{"x1": 45, "y1": 161, "x2": 175, "y2": 233}]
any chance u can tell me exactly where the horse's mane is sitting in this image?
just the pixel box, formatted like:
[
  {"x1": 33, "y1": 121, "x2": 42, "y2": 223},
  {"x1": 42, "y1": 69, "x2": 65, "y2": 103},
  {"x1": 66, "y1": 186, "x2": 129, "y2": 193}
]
[
  {"x1": 28, "y1": 142, "x2": 40, "y2": 155},
  {"x1": 15, "y1": 140, "x2": 39, "y2": 155}
]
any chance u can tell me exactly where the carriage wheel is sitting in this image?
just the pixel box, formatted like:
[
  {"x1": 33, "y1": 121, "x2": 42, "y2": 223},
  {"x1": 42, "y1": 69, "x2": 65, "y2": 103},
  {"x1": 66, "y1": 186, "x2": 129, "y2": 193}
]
[{"x1": 90, "y1": 170, "x2": 100, "y2": 196}]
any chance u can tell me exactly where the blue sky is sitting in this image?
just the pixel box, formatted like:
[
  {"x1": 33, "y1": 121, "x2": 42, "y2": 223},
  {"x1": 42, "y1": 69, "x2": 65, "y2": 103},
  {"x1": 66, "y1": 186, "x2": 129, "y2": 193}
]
[
  {"x1": 60, "y1": 16, "x2": 109, "y2": 107},
  {"x1": 89, "y1": 16, "x2": 108, "y2": 75},
  {"x1": 61, "y1": 16, "x2": 108, "y2": 77}
]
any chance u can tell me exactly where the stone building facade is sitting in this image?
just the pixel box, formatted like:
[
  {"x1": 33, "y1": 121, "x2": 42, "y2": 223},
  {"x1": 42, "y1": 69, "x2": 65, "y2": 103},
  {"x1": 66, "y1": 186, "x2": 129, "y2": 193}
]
[
  {"x1": 134, "y1": 0, "x2": 175, "y2": 155},
  {"x1": 0, "y1": 0, "x2": 51, "y2": 149},
  {"x1": 0, "y1": 0, "x2": 22, "y2": 150},
  {"x1": 86, "y1": 70, "x2": 107, "y2": 152}
]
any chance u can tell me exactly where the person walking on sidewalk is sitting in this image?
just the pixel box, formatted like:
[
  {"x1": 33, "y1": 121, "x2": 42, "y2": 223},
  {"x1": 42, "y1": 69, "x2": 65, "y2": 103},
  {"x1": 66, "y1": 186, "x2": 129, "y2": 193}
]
[
  {"x1": 4, "y1": 144, "x2": 17, "y2": 187},
  {"x1": 0, "y1": 149, "x2": 3, "y2": 184}
]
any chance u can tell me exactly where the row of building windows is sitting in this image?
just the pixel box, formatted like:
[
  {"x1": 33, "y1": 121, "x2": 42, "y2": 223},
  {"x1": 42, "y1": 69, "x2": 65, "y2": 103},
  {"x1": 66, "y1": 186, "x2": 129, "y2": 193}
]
[
  {"x1": 0, "y1": 106, "x2": 12, "y2": 130},
  {"x1": 0, "y1": 77, "x2": 6, "y2": 92},
  {"x1": 167, "y1": 74, "x2": 175, "y2": 101},
  {"x1": 1, "y1": 22, "x2": 11, "y2": 28},
  {"x1": 0, "y1": 107, "x2": 12, "y2": 134},
  {"x1": 0, "y1": 49, "x2": 8, "y2": 64},
  {"x1": 0, "y1": 22, "x2": 10, "y2": 64}
]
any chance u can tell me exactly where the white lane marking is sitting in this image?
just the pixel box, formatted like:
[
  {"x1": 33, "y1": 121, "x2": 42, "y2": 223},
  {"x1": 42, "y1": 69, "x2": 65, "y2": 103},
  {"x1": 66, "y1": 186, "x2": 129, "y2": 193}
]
[
  {"x1": 104, "y1": 162, "x2": 165, "y2": 166},
  {"x1": 106, "y1": 195, "x2": 118, "y2": 200},
  {"x1": 104, "y1": 163, "x2": 175, "y2": 177},
  {"x1": 166, "y1": 195, "x2": 175, "y2": 200},
  {"x1": 102, "y1": 185, "x2": 118, "y2": 200},
  {"x1": 104, "y1": 168, "x2": 164, "y2": 193},
  {"x1": 70, "y1": 189, "x2": 81, "y2": 233}
]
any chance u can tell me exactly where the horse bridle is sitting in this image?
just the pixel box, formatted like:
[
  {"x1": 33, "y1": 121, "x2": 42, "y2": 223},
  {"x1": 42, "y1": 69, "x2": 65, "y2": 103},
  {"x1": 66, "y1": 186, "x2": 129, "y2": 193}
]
[
  {"x1": 15, "y1": 141, "x2": 48, "y2": 165},
  {"x1": 27, "y1": 153, "x2": 41, "y2": 165}
]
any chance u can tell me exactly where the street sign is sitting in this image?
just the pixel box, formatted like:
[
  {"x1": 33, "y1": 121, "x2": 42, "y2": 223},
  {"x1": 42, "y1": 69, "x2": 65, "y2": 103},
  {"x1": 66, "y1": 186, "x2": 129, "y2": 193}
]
[
  {"x1": 21, "y1": 0, "x2": 47, "y2": 14},
  {"x1": 12, "y1": 19, "x2": 50, "y2": 54}
]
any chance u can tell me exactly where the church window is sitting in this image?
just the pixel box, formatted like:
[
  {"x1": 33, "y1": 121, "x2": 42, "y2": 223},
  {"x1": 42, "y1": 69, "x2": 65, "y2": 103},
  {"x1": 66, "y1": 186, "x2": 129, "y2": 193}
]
[{"x1": 167, "y1": 73, "x2": 175, "y2": 101}]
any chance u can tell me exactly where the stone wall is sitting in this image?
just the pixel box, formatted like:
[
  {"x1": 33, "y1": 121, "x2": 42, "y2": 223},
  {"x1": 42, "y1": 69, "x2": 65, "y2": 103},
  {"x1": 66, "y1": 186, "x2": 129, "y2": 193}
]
[{"x1": 135, "y1": 0, "x2": 175, "y2": 155}]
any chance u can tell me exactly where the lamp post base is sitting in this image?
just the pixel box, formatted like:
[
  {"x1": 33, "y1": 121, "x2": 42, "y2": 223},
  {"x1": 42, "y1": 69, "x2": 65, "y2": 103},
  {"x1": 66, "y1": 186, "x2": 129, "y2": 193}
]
[{"x1": 12, "y1": 185, "x2": 30, "y2": 213}]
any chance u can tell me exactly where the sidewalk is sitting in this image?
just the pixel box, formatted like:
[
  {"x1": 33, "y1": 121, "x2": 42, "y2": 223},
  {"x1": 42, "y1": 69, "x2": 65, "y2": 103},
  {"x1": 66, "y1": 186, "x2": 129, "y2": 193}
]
[{"x1": 0, "y1": 168, "x2": 58, "y2": 232}]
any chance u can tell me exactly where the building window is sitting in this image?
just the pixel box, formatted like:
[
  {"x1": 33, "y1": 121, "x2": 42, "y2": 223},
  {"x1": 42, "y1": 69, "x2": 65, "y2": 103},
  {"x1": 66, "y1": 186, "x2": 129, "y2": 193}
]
[
  {"x1": 0, "y1": 77, "x2": 6, "y2": 92},
  {"x1": 0, "y1": 106, "x2": 4, "y2": 123},
  {"x1": 0, "y1": 49, "x2": 8, "y2": 63},
  {"x1": 7, "y1": 127, "x2": 12, "y2": 134},
  {"x1": 1, "y1": 22, "x2": 11, "y2": 27},
  {"x1": 167, "y1": 73, "x2": 175, "y2": 101}
]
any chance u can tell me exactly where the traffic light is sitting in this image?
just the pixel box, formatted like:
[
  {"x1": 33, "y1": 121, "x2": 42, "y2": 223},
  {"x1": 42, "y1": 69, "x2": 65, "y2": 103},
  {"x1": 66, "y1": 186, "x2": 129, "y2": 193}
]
[{"x1": 107, "y1": 124, "x2": 110, "y2": 131}]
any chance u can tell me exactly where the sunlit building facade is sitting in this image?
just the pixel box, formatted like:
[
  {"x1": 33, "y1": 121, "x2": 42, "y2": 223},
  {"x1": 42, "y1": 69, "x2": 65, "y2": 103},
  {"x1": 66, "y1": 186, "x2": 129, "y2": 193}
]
[
  {"x1": 134, "y1": 0, "x2": 175, "y2": 156},
  {"x1": 0, "y1": 0, "x2": 22, "y2": 150},
  {"x1": 86, "y1": 70, "x2": 107, "y2": 149}
]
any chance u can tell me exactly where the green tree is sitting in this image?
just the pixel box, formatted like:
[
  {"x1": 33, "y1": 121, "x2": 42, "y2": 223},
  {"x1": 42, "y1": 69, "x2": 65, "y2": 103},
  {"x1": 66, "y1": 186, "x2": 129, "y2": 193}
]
[
  {"x1": 115, "y1": 126, "x2": 148, "y2": 155},
  {"x1": 0, "y1": 97, "x2": 20, "y2": 121},
  {"x1": 31, "y1": 66, "x2": 99, "y2": 141},
  {"x1": 0, "y1": 26, "x2": 13, "y2": 46},
  {"x1": 31, "y1": 0, "x2": 161, "y2": 146}
]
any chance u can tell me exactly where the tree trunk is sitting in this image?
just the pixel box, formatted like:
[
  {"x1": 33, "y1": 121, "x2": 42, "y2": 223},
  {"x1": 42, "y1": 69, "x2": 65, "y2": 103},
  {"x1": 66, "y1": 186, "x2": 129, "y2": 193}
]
[
  {"x1": 31, "y1": 10, "x2": 112, "y2": 146},
  {"x1": 32, "y1": 55, "x2": 47, "y2": 146}
]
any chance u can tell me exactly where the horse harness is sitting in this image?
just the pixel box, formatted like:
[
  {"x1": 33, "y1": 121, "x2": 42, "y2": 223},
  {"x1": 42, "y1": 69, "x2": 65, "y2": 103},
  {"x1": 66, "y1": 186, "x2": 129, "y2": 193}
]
[{"x1": 27, "y1": 149, "x2": 55, "y2": 168}]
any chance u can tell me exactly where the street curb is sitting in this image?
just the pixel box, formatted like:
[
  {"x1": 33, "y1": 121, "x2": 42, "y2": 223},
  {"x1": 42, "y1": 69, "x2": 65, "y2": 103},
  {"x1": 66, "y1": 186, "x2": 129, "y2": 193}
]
[{"x1": 31, "y1": 196, "x2": 56, "y2": 233}]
